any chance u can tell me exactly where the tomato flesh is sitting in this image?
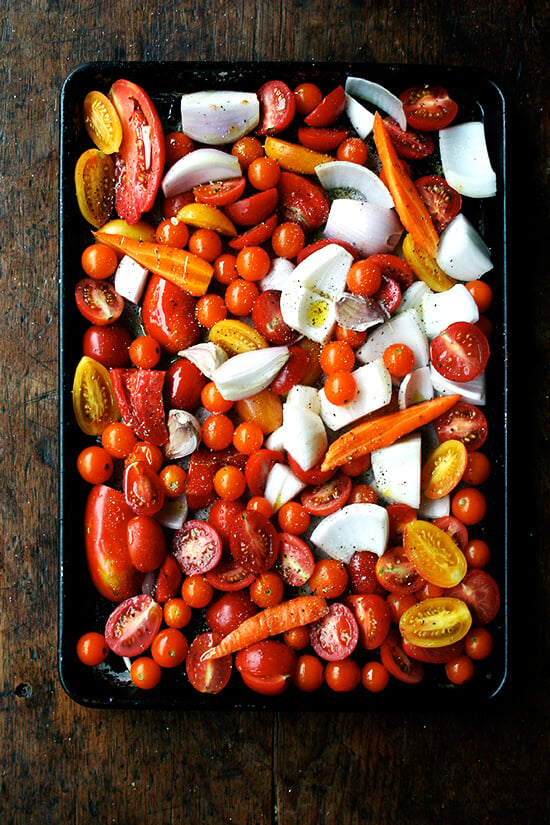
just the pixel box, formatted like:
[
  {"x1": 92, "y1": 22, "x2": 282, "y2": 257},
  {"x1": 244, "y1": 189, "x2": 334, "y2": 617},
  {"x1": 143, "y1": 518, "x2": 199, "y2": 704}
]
[
  {"x1": 309, "y1": 602, "x2": 359, "y2": 661},
  {"x1": 430, "y1": 322, "x2": 490, "y2": 383},
  {"x1": 104, "y1": 594, "x2": 163, "y2": 657},
  {"x1": 400, "y1": 85, "x2": 458, "y2": 132},
  {"x1": 171, "y1": 519, "x2": 223, "y2": 575}
]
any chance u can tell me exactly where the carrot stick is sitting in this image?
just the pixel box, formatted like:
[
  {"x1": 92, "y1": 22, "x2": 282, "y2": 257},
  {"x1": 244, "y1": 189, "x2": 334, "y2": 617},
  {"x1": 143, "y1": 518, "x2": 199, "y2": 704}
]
[
  {"x1": 93, "y1": 231, "x2": 214, "y2": 297},
  {"x1": 373, "y1": 112, "x2": 439, "y2": 258},
  {"x1": 201, "y1": 595, "x2": 328, "y2": 661},
  {"x1": 321, "y1": 394, "x2": 462, "y2": 472}
]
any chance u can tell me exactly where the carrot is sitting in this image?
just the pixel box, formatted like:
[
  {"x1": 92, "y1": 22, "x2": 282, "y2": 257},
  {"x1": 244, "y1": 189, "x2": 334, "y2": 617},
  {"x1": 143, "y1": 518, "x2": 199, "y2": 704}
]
[
  {"x1": 320, "y1": 394, "x2": 462, "y2": 472},
  {"x1": 200, "y1": 595, "x2": 328, "y2": 661},
  {"x1": 372, "y1": 112, "x2": 439, "y2": 258},
  {"x1": 93, "y1": 231, "x2": 214, "y2": 297}
]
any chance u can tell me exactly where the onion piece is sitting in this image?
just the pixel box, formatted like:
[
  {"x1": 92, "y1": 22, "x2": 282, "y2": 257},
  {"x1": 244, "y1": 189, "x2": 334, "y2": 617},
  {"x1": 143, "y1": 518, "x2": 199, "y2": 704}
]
[
  {"x1": 310, "y1": 503, "x2": 389, "y2": 563},
  {"x1": 211, "y1": 346, "x2": 290, "y2": 401},
  {"x1": 370, "y1": 435, "x2": 422, "y2": 509},
  {"x1": 429, "y1": 368, "x2": 486, "y2": 406},
  {"x1": 161, "y1": 148, "x2": 242, "y2": 198},
  {"x1": 397, "y1": 366, "x2": 434, "y2": 409},
  {"x1": 421, "y1": 283, "x2": 479, "y2": 338},
  {"x1": 344, "y1": 93, "x2": 375, "y2": 139},
  {"x1": 335, "y1": 292, "x2": 388, "y2": 331},
  {"x1": 323, "y1": 198, "x2": 403, "y2": 257},
  {"x1": 178, "y1": 341, "x2": 228, "y2": 378},
  {"x1": 282, "y1": 405, "x2": 328, "y2": 472},
  {"x1": 156, "y1": 493, "x2": 189, "y2": 530},
  {"x1": 436, "y1": 214, "x2": 493, "y2": 281},
  {"x1": 345, "y1": 76, "x2": 407, "y2": 131},
  {"x1": 439, "y1": 121, "x2": 497, "y2": 198},
  {"x1": 356, "y1": 308, "x2": 429, "y2": 370},
  {"x1": 315, "y1": 160, "x2": 394, "y2": 208},
  {"x1": 259, "y1": 257, "x2": 295, "y2": 292},
  {"x1": 180, "y1": 90, "x2": 259, "y2": 145}
]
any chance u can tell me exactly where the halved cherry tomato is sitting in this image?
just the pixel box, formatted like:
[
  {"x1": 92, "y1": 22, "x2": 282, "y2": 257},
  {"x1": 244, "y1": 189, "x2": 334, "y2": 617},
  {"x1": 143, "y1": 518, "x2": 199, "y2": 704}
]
[
  {"x1": 193, "y1": 176, "x2": 246, "y2": 206},
  {"x1": 414, "y1": 175, "x2": 462, "y2": 233},
  {"x1": 208, "y1": 499, "x2": 246, "y2": 547},
  {"x1": 74, "y1": 148, "x2": 115, "y2": 228},
  {"x1": 375, "y1": 546, "x2": 426, "y2": 594},
  {"x1": 433, "y1": 516, "x2": 469, "y2": 551},
  {"x1": 229, "y1": 510, "x2": 279, "y2": 575},
  {"x1": 228, "y1": 213, "x2": 278, "y2": 250},
  {"x1": 186, "y1": 632, "x2": 232, "y2": 693},
  {"x1": 296, "y1": 238, "x2": 360, "y2": 264},
  {"x1": 256, "y1": 80, "x2": 296, "y2": 135},
  {"x1": 430, "y1": 322, "x2": 490, "y2": 383},
  {"x1": 421, "y1": 439, "x2": 468, "y2": 499},
  {"x1": 304, "y1": 85, "x2": 345, "y2": 127},
  {"x1": 445, "y1": 569, "x2": 500, "y2": 625},
  {"x1": 205, "y1": 554, "x2": 256, "y2": 591},
  {"x1": 433, "y1": 401, "x2": 488, "y2": 452},
  {"x1": 380, "y1": 628, "x2": 424, "y2": 684},
  {"x1": 287, "y1": 455, "x2": 336, "y2": 486},
  {"x1": 277, "y1": 171, "x2": 330, "y2": 233},
  {"x1": 300, "y1": 473, "x2": 352, "y2": 517},
  {"x1": 373, "y1": 274, "x2": 401, "y2": 315},
  {"x1": 345, "y1": 594, "x2": 390, "y2": 650},
  {"x1": 206, "y1": 590, "x2": 258, "y2": 636},
  {"x1": 309, "y1": 602, "x2": 359, "y2": 661},
  {"x1": 75, "y1": 278, "x2": 124, "y2": 325},
  {"x1": 403, "y1": 519, "x2": 468, "y2": 588},
  {"x1": 400, "y1": 85, "x2": 458, "y2": 131},
  {"x1": 236, "y1": 640, "x2": 297, "y2": 695},
  {"x1": 297, "y1": 126, "x2": 349, "y2": 151},
  {"x1": 149, "y1": 554, "x2": 182, "y2": 604},
  {"x1": 276, "y1": 533, "x2": 315, "y2": 587},
  {"x1": 110, "y1": 79, "x2": 166, "y2": 225},
  {"x1": 224, "y1": 188, "x2": 279, "y2": 226},
  {"x1": 367, "y1": 253, "x2": 414, "y2": 290},
  {"x1": 399, "y1": 597, "x2": 472, "y2": 648},
  {"x1": 383, "y1": 116, "x2": 434, "y2": 161},
  {"x1": 171, "y1": 520, "x2": 223, "y2": 576},
  {"x1": 73, "y1": 356, "x2": 119, "y2": 436},
  {"x1": 402, "y1": 637, "x2": 465, "y2": 663},
  {"x1": 104, "y1": 594, "x2": 163, "y2": 657},
  {"x1": 251, "y1": 290, "x2": 301, "y2": 345},
  {"x1": 83, "y1": 90, "x2": 123, "y2": 154},
  {"x1": 142, "y1": 275, "x2": 200, "y2": 355},
  {"x1": 123, "y1": 459, "x2": 165, "y2": 516}
]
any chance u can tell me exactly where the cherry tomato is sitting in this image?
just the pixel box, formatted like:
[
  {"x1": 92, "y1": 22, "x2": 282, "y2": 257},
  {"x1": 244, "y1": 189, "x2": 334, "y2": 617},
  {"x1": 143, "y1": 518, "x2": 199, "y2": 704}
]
[
  {"x1": 421, "y1": 439, "x2": 468, "y2": 499},
  {"x1": 256, "y1": 80, "x2": 296, "y2": 135},
  {"x1": 464, "y1": 627, "x2": 494, "y2": 660},
  {"x1": 196, "y1": 293, "x2": 227, "y2": 328},
  {"x1": 376, "y1": 546, "x2": 426, "y2": 595},
  {"x1": 231, "y1": 136, "x2": 264, "y2": 169},
  {"x1": 346, "y1": 551, "x2": 380, "y2": 595},
  {"x1": 206, "y1": 590, "x2": 258, "y2": 636},
  {"x1": 164, "y1": 358, "x2": 208, "y2": 412},
  {"x1": 464, "y1": 538, "x2": 491, "y2": 569},
  {"x1": 300, "y1": 473, "x2": 352, "y2": 517},
  {"x1": 232, "y1": 421, "x2": 264, "y2": 456},
  {"x1": 383, "y1": 343, "x2": 416, "y2": 378},
  {"x1": 386, "y1": 503, "x2": 417, "y2": 544},
  {"x1": 367, "y1": 254, "x2": 414, "y2": 290},
  {"x1": 205, "y1": 554, "x2": 256, "y2": 592},
  {"x1": 325, "y1": 658, "x2": 361, "y2": 692},
  {"x1": 225, "y1": 188, "x2": 279, "y2": 227},
  {"x1": 403, "y1": 519, "x2": 467, "y2": 588},
  {"x1": 155, "y1": 216, "x2": 190, "y2": 248},
  {"x1": 385, "y1": 592, "x2": 418, "y2": 624},
  {"x1": 213, "y1": 252, "x2": 239, "y2": 285},
  {"x1": 76, "y1": 631, "x2": 109, "y2": 666},
  {"x1": 123, "y1": 459, "x2": 165, "y2": 516},
  {"x1": 323, "y1": 371, "x2": 357, "y2": 405},
  {"x1": 184, "y1": 448, "x2": 246, "y2": 511},
  {"x1": 186, "y1": 632, "x2": 232, "y2": 694},
  {"x1": 181, "y1": 574, "x2": 214, "y2": 608},
  {"x1": 276, "y1": 533, "x2": 315, "y2": 587},
  {"x1": 271, "y1": 344, "x2": 309, "y2": 394},
  {"x1": 445, "y1": 569, "x2": 500, "y2": 625},
  {"x1": 201, "y1": 413, "x2": 235, "y2": 451},
  {"x1": 309, "y1": 559, "x2": 349, "y2": 599},
  {"x1": 150, "y1": 554, "x2": 182, "y2": 604},
  {"x1": 361, "y1": 661, "x2": 390, "y2": 692},
  {"x1": 304, "y1": 85, "x2": 345, "y2": 127},
  {"x1": 283, "y1": 625, "x2": 311, "y2": 650},
  {"x1": 433, "y1": 515, "x2": 469, "y2": 552},
  {"x1": 271, "y1": 221, "x2": 305, "y2": 258},
  {"x1": 380, "y1": 628, "x2": 424, "y2": 684},
  {"x1": 320, "y1": 341, "x2": 355, "y2": 374},
  {"x1": 466, "y1": 280, "x2": 494, "y2": 314},
  {"x1": 287, "y1": 455, "x2": 336, "y2": 487},
  {"x1": 74, "y1": 148, "x2": 115, "y2": 228},
  {"x1": 445, "y1": 655, "x2": 475, "y2": 685},
  {"x1": 430, "y1": 322, "x2": 490, "y2": 383},
  {"x1": 224, "y1": 278, "x2": 259, "y2": 315},
  {"x1": 128, "y1": 335, "x2": 161, "y2": 369},
  {"x1": 383, "y1": 116, "x2": 434, "y2": 160},
  {"x1": 163, "y1": 597, "x2": 192, "y2": 629},
  {"x1": 213, "y1": 465, "x2": 247, "y2": 500},
  {"x1": 235, "y1": 245, "x2": 271, "y2": 281},
  {"x1": 142, "y1": 275, "x2": 200, "y2": 355},
  {"x1": 309, "y1": 602, "x2": 359, "y2": 661},
  {"x1": 126, "y1": 514, "x2": 166, "y2": 572},
  {"x1": 188, "y1": 228, "x2": 223, "y2": 261},
  {"x1": 193, "y1": 176, "x2": 246, "y2": 206},
  {"x1": 401, "y1": 637, "x2": 465, "y2": 664},
  {"x1": 171, "y1": 519, "x2": 223, "y2": 576},
  {"x1": 77, "y1": 445, "x2": 114, "y2": 484},
  {"x1": 165, "y1": 131, "x2": 194, "y2": 167},
  {"x1": 345, "y1": 594, "x2": 390, "y2": 650},
  {"x1": 81, "y1": 243, "x2": 119, "y2": 280},
  {"x1": 252, "y1": 290, "x2": 300, "y2": 345},
  {"x1": 293, "y1": 83, "x2": 323, "y2": 116},
  {"x1": 400, "y1": 85, "x2": 458, "y2": 131},
  {"x1": 208, "y1": 499, "x2": 246, "y2": 548},
  {"x1": 336, "y1": 137, "x2": 369, "y2": 164},
  {"x1": 294, "y1": 653, "x2": 325, "y2": 692},
  {"x1": 126, "y1": 441, "x2": 164, "y2": 473},
  {"x1": 399, "y1": 597, "x2": 472, "y2": 648},
  {"x1": 249, "y1": 571, "x2": 285, "y2": 608},
  {"x1": 277, "y1": 501, "x2": 310, "y2": 535},
  {"x1": 451, "y1": 487, "x2": 487, "y2": 525},
  {"x1": 346, "y1": 258, "x2": 383, "y2": 297},
  {"x1": 414, "y1": 175, "x2": 462, "y2": 233},
  {"x1": 83, "y1": 322, "x2": 131, "y2": 368},
  {"x1": 130, "y1": 657, "x2": 162, "y2": 690},
  {"x1": 104, "y1": 594, "x2": 163, "y2": 657},
  {"x1": 75, "y1": 278, "x2": 124, "y2": 325},
  {"x1": 229, "y1": 510, "x2": 279, "y2": 575},
  {"x1": 159, "y1": 464, "x2": 187, "y2": 499},
  {"x1": 433, "y1": 401, "x2": 488, "y2": 452},
  {"x1": 244, "y1": 449, "x2": 286, "y2": 497},
  {"x1": 101, "y1": 422, "x2": 138, "y2": 459},
  {"x1": 247, "y1": 157, "x2": 281, "y2": 191},
  {"x1": 348, "y1": 483, "x2": 378, "y2": 505},
  {"x1": 247, "y1": 496, "x2": 273, "y2": 519},
  {"x1": 373, "y1": 274, "x2": 401, "y2": 314},
  {"x1": 83, "y1": 90, "x2": 123, "y2": 154},
  {"x1": 151, "y1": 628, "x2": 188, "y2": 668},
  {"x1": 277, "y1": 171, "x2": 330, "y2": 233},
  {"x1": 236, "y1": 640, "x2": 297, "y2": 695},
  {"x1": 463, "y1": 451, "x2": 491, "y2": 486}
]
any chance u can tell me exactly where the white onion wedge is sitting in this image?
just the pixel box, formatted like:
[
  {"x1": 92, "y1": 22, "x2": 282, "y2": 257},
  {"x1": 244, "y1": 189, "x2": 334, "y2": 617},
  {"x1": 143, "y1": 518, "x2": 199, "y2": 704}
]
[
  {"x1": 286, "y1": 384, "x2": 322, "y2": 415},
  {"x1": 345, "y1": 76, "x2": 407, "y2": 131},
  {"x1": 211, "y1": 346, "x2": 290, "y2": 401},
  {"x1": 315, "y1": 161, "x2": 394, "y2": 208},
  {"x1": 180, "y1": 90, "x2": 259, "y2": 145},
  {"x1": 356, "y1": 308, "x2": 430, "y2": 370},
  {"x1": 436, "y1": 214, "x2": 493, "y2": 281},
  {"x1": 370, "y1": 435, "x2": 422, "y2": 509},
  {"x1": 263, "y1": 463, "x2": 306, "y2": 512},
  {"x1": 394, "y1": 280, "x2": 432, "y2": 317},
  {"x1": 323, "y1": 199, "x2": 403, "y2": 257},
  {"x1": 429, "y1": 368, "x2": 487, "y2": 405},
  {"x1": 344, "y1": 93, "x2": 375, "y2": 139},
  {"x1": 280, "y1": 284, "x2": 337, "y2": 343},
  {"x1": 319, "y1": 358, "x2": 392, "y2": 431},
  {"x1": 291, "y1": 243, "x2": 353, "y2": 299},
  {"x1": 421, "y1": 284, "x2": 479, "y2": 338},
  {"x1": 439, "y1": 121, "x2": 497, "y2": 198},
  {"x1": 161, "y1": 148, "x2": 242, "y2": 197},
  {"x1": 114, "y1": 255, "x2": 149, "y2": 304},
  {"x1": 283, "y1": 405, "x2": 328, "y2": 471},
  {"x1": 398, "y1": 367, "x2": 434, "y2": 409},
  {"x1": 310, "y1": 503, "x2": 389, "y2": 563}
]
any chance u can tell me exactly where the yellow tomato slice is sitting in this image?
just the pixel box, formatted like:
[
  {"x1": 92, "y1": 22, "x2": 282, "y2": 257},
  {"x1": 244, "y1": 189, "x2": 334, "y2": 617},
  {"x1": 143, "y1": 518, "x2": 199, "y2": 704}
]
[
  {"x1": 209, "y1": 319, "x2": 268, "y2": 355},
  {"x1": 83, "y1": 90, "x2": 123, "y2": 154},
  {"x1": 402, "y1": 233, "x2": 456, "y2": 292},
  {"x1": 421, "y1": 438, "x2": 468, "y2": 499},
  {"x1": 264, "y1": 136, "x2": 333, "y2": 175},
  {"x1": 72, "y1": 356, "x2": 119, "y2": 435},
  {"x1": 403, "y1": 519, "x2": 467, "y2": 587},
  {"x1": 74, "y1": 148, "x2": 115, "y2": 228},
  {"x1": 399, "y1": 597, "x2": 472, "y2": 648},
  {"x1": 235, "y1": 388, "x2": 283, "y2": 435},
  {"x1": 99, "y1": 218, "x2": 156, "y2": 242},
  {"x1": 176, "y1": 203, "x2": 237, "y2": 237}
]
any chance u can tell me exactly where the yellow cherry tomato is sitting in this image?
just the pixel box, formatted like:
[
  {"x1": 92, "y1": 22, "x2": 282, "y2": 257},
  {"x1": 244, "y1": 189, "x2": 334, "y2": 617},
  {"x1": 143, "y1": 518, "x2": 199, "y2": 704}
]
[
  {"x1": 399, "y1": 597, "x2": 472, "y2": 648},
  {"x1": 403, "y1": 519, "x2": 468, "y2": 588},
  {"x1": 74, "y1": 148, "x2": 115, "y2": 228},
  {"x1": 83, "y1": 90, "x2": 123, "y2": 154},
  {"x1": 72, "y1": 356, "x2": 119, "y2": 435},
  {"x1": 421, "y1": 438, "x2": 468, "y2": 499}
]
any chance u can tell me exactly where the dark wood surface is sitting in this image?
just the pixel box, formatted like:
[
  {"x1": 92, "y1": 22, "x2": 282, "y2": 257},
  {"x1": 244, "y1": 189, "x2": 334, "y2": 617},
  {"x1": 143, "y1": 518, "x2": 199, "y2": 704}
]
[{"x1": 1, "y1": 1, "x2": 548, "y2": 823}]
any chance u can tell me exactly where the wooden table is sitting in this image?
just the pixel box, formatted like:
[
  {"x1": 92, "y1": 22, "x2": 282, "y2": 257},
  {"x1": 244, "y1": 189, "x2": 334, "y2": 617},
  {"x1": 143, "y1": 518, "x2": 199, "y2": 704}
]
[{"x1": 2, "y1": 1, "x2": 548, "y2": 823}]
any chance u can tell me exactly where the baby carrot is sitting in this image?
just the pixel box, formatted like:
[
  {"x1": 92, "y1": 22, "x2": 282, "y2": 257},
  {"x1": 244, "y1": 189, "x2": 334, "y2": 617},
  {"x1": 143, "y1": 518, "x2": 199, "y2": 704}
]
[
  {"x1": 93, "y1": 231, "x2": 214, "y2": 296},
  {"x1": 321, "y1": 394, "x2": 462, "y2": 472},
  {"x1": 373, "y1": 112, "x2": 439, "y2": 258},
  {"x1": 201, "y1": 595, "x2": 328, "y2": 661}
]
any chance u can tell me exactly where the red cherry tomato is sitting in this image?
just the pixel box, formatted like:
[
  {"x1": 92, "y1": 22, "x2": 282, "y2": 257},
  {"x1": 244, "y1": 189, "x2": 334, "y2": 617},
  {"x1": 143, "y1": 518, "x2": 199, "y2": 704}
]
[
  {"x1": 205, "y1": 554, "x2": 256, "y2": 592},
  {"x1": 149, "y1": 554, "x2": 182, "y2": 604},
  {"x1": 380, "y1": 628, "x2": 424, "y2": 684},
  {"x1": 400, "y1": 85, "x2": 458, "y2": 131},
  {"x1": 123, "y1": 459, "x2": 165, "y2": 516},
  {"x1": 236, "y1": 640, "x2": 297, "y2": 695},
  {"x1": 271, "y1": 344, "x2": 309, "y2": 395},
  {"x1": 251, "y1": 290, "x2": 301, "y2": 345},
  {"x1": 82, "y1": 322, "x2": 131, "y2": 368},
  {"x1": 277, "y1": 171, "x2": 330, "y2": 233},
  {"x1": 104, "y1": 594, "x2": 163, "y2": 657},
  {"x1": 345, "y1": 594, "x2": 391, "y2": 650},
  {"x1": 229, "y1": 510, "x2": 279, "y2": 575},
  {"x1": 309, "y1": 602, "x2": 359, "y2": 661},
  {"x1": 276, "y1": 533, "x2": 316, "y2": 587},
  {"x1": 171, "y1": 519, "x2": 223, "y2": 576},
  {"x1": 193, "y1": 176, "x2": 246, "y2": 206},
  {"x1": 430, "y1": 322, "x2": 490, "y2": 383},
  {"x1": 382, "y1": 116, "x2": 434, "y2": 160},
  {"x1": 414, "y1": 174, "x2": 462, "y2": 233},
  {"x1": 300, "y1": 473, "x2": 352, "y2": 517},
  {"x1": 375, "y1": 546, "x2": 426, "y2": 595},
  {"x1": 346, "y1": 551, "x2": 381, "y2": 595},
  {"x1": 126, "y1": 514, "x2": 166, "y2": 572},
  {"x1": 186, "y1": 632, "x2": 232, "y2": 694},
  {"x1": 163, "y1": 358, "x2": 208, "y2": 412},
  {"x1": 445, "y1": 569, "x2": 500, "y2": 625},
  {"x1": 244, "y1": 449, "x2": 285, "y2": 497},
  {"x1": 75, "y1": 278, "x2": 124, "y2": 325},
  {"x1": 304, "y1": 85, "x2": 346, "y2": 127}
]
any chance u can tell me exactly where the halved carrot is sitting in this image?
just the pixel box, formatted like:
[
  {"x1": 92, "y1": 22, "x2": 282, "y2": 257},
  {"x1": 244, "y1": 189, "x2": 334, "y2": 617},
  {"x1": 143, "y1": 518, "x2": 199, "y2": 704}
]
[
  {"x1": 93, "y1": 231, "x2": 214, "y2": 297},
  {"x1": 373, "y1": 112, "x2": 439, "y2": 258},
  {"x1": 320, "y1": 394, "x2": 462, "y2": 472},
  {"x1": 201, "y1": 595, "x2": 328, "y2": 660},
  {"x1": 264, "y1": 137, "x2": 333, "y2": 175}
]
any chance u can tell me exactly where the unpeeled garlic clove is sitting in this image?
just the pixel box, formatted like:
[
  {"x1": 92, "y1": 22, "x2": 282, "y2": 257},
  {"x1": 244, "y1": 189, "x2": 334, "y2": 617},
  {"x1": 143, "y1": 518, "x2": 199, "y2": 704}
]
[{"x1": 163, "y1": 410, "x2": 201, "y2": 459}]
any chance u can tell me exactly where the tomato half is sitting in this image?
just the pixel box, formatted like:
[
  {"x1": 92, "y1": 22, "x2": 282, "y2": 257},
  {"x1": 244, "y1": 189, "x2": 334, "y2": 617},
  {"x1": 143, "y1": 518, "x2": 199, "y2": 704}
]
[
  {"x1": 110, "y1": 79, "x2": 166, "y2": 224},
  {"x1": 403, "y1": 519, "x2": 468, "y2": 589},
  {"x1": 309, "y1": 602, "x2": 359, "y2": 661},
  {"x1": 193, "y1": 176, "x2": 246, "y2": 206},
  {"x1": 169, "y1": 519, "x2": 222, "y2": 576},
  {"x1": 297, "y1": 126, "x2": 349, "y2": 152},
  {"x1": 304, "y1": 85, "x2": 346, "y2": 127},
  {"x1": 83, "y1": 90, "x2": 123, "y2": 154},
  {"x1": 73, "y1": 356, "x2": 119, "y2": 436},
  {"x1": 373, "y1": 274, "x2": 401, "y2": 315},
  {"x1": 399, "y1": 597, "x2": 472, "y2": 648},
  {"x1": 383, "y1": 116, "x2": 434, "y2": 161},
  {"x1": 375, "y1": 546, "x2": 426, "y2": 594},
  {"x1": 345, "y1": 594, "x2": 390, "y2": 650},
  {"x1": 104, "y1": 594, "x2": 163, "y2": 656},
  {"x1": 445, "y1": 569, "x2": 501, "y2": 625},
  {"x1": 142, "y1": 275, "x2": 200, "y2": 355},
  {"x1": 430, "y1": 322, "x2": 490, "y2": 383},
  {"x1": 123, "y1": 459, "x2": 165, "y2": 516},
  {"x1": 433, "y1": 401, "x2": 488, "y2": 452},
  {"x1": 224, "y1": 188, "x2": 279, "y2": 227},
  {"x1": 277, "y1": 171, "x2": 330, "y2": 233},
  {"x1": 300, "y1": 473, "x2": 352, "y2": 517},
  {"x1": 235, "y1": 640, "x2": 297, "y2": 695},
  {"x1": 251, "y1": 290, "x2": 301, "y2": 345},
  {"x1": 400, "y1": 85, "x2": 458, "y2": 131},
  {"x1": 244, "y1": 449, "x2": 286, "y2": 497},
  {"x1": 380, "y1": 628, "x2": 424, "y2": 684},
  {"x1": 256, "y1": 80, "x2": 296, "y2": 135},
  {"x1": 75, "y1": 278, "x2": 124, "y2": 325},
  {"x1": 186, "y1": 632, "x2": 232, "y2": 693},
  {"x1": 74, "y1": 148, "x2": 115, "y2": 228},
  {"x1": 276, "y1": 532, "x2": 315, "y2": 587},
  {"x1": 414, "y1": 175, "x2": 462, "y2": 233},
  {"x1": 367, "y1": 253, "x2": 414, "y2": 290},
  {"x1": 205, "y1": 554, "x2": 256, "y2": 591},
  {"x1": 433, "y1": 516, "x2": 469, "y2": 552},
  {"x1": 109, "y1": 367, "x2": 169, "y2": 446},
  {"x1": 421, "y1": 439, "x2": 468, "y2": 499},
  {"x1": 229, "y1": 510, "x2": 279, "y2": 575}
]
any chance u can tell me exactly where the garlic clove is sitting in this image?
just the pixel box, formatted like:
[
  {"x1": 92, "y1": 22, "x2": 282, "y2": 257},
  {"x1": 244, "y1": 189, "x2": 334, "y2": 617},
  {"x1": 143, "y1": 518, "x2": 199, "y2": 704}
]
[
  {"x1": 163, "y1": 410, "x2": 201, "y2": 459},
  {"x1": 178, "y1": 342, "x2": 228, "y2": 379}
]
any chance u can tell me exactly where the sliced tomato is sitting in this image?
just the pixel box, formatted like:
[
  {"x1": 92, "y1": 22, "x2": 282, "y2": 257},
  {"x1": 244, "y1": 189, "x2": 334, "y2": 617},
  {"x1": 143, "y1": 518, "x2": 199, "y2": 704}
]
[
  {"x1": 346, "y1": 551, "x2": 381, "y2": 595},
  {"x1": 73, "y1": 356, "x2": 119, "y2": 436},
  {"x1": 228, "y1": 212, "x2": 278, "y2": 250},
  {"x1": 110, "y1": 79, "x2": 166, "y2": 225},
  {"x1": 251, "y1": 290, "x2": 301, "y2": 346},
  {"x1": 193, "y1": 176, "x2": 246, "y2": 206},
  {"x1": 304, "y1": 85, "x2": 346, "y2": 127},
  {"x1": 382, "y1": 116, "x2": 434, "y2": 161},
  {"x1": 380, "y1": 628, "x2": 424, "y2": 684},
  {"x1": 309, "y1": 602, "x2": 359, "y2": 661},
  {"x1": 386, "y1": 503, "x2": 417, "y2": 545},
  {"x1": 345, "y1": 594, "x2": 390, "y2": 650},
  {"x1": 235, "y1": 641, "x2": 297, "y2": 695},
  {"x1": 430, "y1": 322, "x2": 490, "y2": 383},
  {"x1": 223, "y1": 187, "x2": 279, "y2": 227},
  {"x1": 421, "y1": 439, "x2": 468, "y2": 499},
  {"x1": 277, "y1": 171, "x2": 330, "y2": 233},
  {"x1": 414, "y1": 175, "x2": 462, "y2": 233},
  {"x1": 149, "y1": 554, "x2": 182, "y2": 603},
  {"x1": 256, "y1": 80, "x2": 296, "y2": 135},
  {"x1": 206, "y1": 590, "x2": 258, "y2": 636},
  {"x1": 400, "y1": 85, "x2": 458, "y2": 132},
  {"x1": 74, "y1": 148, "x2": 116, "y2": 228},
  {"x1": 84, "y1": 484, "x2": 142, "y2": 602},
  {"x1": 399, "y1": 597, "x2": 472, "y2": 648},
  {"x1": 123, "y1": 459, "x2": 165, "y2": 516},
  {"x1": 402, "y1": 637, "x2": 465, "y2": 663},
  {"x1": 271, "y1": 344, "x2": 309, "y2": 394},
  {"x1": 186, "y1": 632, "x2": 232, "y2": 693},
  {"x1": 375, "y1": 546, "x2": 426, "y2": 594},
  {"x1": 205, "y1": 554, "x2": 256, "y2": 591},
  {"x1": 75, "y1": 278, "x2": 124, "y2": 325},
  {"x1": 403, "y1": 519, "x2": 468, "y2": 589},
  {"x1": 229, "y1": 510, "x2": 279, "y2": 575},
  {"x1": 445, "y1": 569, "x2": 501, "y2": 625},
  {"x1": 104, "y1": 594, "x2": 163, "y2": 657},
  {"x1": 276, "y1": 533, "x2": 315, "y2": 587},
  {"x1": 109, "y1": 367, "x2": 169, "y2": 446},
  {"x1": 171, "y1": 519, "x2": 223, "y2": 576},
  {"x1": 142, "y1": 275, "x2": 200, "y2": 355},
  {"x1": 244, "y1": 449, "x2": 286, "y2": 497},
  {"x1": 300, "y1": 472, "x2": 352, "y2": 517},
  {"x1": 373, "y1": 273, "x2": 401, "y2": 314},
  {"x1": 297, "y1": 126, "x2": 349, "y2": 152},
  {"x1": 367, "y1": 253, "x2": 414, "y2": 290},
  {"x1": 433, "y1": 401, "x2": 488, "y2": 452},
  {"x1": 287, "y1": 455, "x2": 336, "y2": 486}
]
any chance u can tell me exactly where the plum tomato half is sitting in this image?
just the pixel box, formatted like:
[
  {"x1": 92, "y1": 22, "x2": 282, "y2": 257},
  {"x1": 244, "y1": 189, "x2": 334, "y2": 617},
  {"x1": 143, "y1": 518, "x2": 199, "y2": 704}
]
[
  {"x1": 229, "y1": 510, "x2": 279, "y2": 575},
  {"x1": 186, "y1": 632, "x2": 232, "y2": 694},
  {"x1": 104, "y1": 594, "x2": 163, "y2": 657},
  {"x1": 256, "y1": 80, "x2": 296, "y2": 136},
  {"x1": 75, "y1": 278, "x2": 124, "y2": 325}
]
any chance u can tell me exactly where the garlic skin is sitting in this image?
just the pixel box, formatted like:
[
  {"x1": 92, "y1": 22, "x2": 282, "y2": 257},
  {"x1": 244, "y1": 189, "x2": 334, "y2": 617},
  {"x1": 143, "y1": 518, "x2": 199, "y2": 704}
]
[
  {"x1": 163, "y1": 410, "x2": 201, "y2": 459},
  {"x1": 178, "y1": 342, "x2": 228, "y2": 379}
]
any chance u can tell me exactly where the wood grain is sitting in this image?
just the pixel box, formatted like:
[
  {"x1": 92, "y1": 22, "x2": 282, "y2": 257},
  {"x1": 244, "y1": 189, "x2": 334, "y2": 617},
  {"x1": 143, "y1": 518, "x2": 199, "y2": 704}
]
[{"x1": 1, "y1": 1, "x2": 549, "y2": 823}]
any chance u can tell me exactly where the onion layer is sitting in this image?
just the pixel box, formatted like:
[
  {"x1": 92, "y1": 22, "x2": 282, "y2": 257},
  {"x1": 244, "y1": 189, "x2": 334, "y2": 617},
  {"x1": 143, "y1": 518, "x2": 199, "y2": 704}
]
[
  {"x1": 345, "y1": 77, "x2": 407, "y2": 131},
  {"x1": 180, "y1": 90, "x2": 259, "y2": 145},
  {"x1": 323, "y1": 198, "x2": 403, "y2": 257},
  {"x1": 439, "y1": 122, "x2": 497, "y2": 198}
]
